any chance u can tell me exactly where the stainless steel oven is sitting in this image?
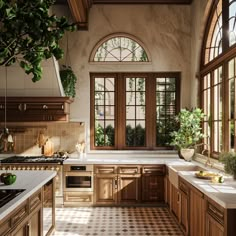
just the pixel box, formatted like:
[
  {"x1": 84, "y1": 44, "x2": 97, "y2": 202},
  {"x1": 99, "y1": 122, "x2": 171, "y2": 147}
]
[{"x1": 63, "y1": 164, "x2": 93, "y2": 192}]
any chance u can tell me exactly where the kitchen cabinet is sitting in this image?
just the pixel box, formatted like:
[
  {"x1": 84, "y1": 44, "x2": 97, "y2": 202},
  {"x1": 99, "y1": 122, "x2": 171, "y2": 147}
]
[
  {"x1": 179, "y1": 177, "x2": 190, "y2": 236},
  {"x1": 141, "y1": 165, "x2": 165, "y2": 203},
  {"x1": 189, "y1": 185, "x2": 205, "y2": 236},
  {"x1": 170, "y1": 183, "x2": 180, "y2": 220},
  {"x1": 118, "y1": 166, "x2": 141, "y2": 204},
  {"x1": 94, "y1": 165, "x2": 141, "y2": 205},
  {"x1": 0, "y1": 97, "x2": 73, "y2": 122},
  {"x1": 94, "y1": 165, "x2": 117, "y2": 205},
  {"x1": 0, "y1": 189, "x2": 42, "y2": 236},
  {"x1": 205, "y1": 197, "x2": 236, "y2": 236},
  {"x1": 0, "y1": 164, "x2": 63, "y2": 206}
]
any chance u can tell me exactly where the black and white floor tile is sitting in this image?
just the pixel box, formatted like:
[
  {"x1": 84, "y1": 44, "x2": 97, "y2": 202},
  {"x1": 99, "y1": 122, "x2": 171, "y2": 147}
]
[{"x1": 49, "y1": 207, "x2": 184, "y2": 236}]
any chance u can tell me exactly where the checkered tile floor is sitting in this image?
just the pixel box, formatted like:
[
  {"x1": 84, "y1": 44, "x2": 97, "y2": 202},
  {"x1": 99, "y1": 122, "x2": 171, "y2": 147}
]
[{"x1": 48, "y1": 207, "x2": 184, "y2": 236}]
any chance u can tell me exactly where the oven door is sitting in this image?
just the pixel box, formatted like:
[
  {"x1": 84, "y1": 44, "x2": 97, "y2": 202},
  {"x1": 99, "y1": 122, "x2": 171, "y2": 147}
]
[{"x1": 64, "y1": 172, "x2": 93, "y2": 192}]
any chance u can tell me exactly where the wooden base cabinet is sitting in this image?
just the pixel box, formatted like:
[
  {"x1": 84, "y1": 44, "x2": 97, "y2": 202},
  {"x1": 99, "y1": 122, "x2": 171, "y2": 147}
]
[
  {"x1": 206, "y1": 197, "x2": 236, "y2": 236},
  {"x1": 170, "y1": 184, "x2": 180, "y2": 220},
  {"x1": 189, "y1": 186, "x2": 205, "y2": 236},
  {"x1": 179, "y1": 177, "x2": 190, "y2": 236},
  {"x1": 141, "y1": 165, "x2": 165, "y2": 203},
  {"x1": 94, "y1": 165, "x2": 141, "y2": 205}
]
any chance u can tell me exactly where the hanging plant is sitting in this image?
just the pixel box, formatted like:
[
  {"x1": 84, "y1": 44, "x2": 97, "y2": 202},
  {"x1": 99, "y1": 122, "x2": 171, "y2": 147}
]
[
  {"x1": 59, "y1": 66, "x2": 77, "y2": 98},
  {"x1": 0, "y1": 0, "x2": 76, "y2": 82}
]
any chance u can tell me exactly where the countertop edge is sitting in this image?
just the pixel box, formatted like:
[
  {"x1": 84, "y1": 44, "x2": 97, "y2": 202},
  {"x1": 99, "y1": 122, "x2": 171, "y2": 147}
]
[{"x1": 0, "y1": 170, "x2": 56, "y2": 221}]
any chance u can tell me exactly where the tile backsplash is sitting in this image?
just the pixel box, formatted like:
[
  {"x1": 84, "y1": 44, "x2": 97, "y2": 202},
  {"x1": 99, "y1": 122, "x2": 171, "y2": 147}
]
[{"x1": 0, "y1": 122, "x2": 85, "y2": 155}]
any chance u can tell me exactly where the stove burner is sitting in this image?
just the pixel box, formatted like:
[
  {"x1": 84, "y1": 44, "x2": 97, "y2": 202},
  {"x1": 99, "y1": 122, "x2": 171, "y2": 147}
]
[
  {"x1": 0, "y1": 155, "x2": 68, "y2": 164},
  {"x1": 0, "y1": 189, "x2": 25, "y2": 208}
]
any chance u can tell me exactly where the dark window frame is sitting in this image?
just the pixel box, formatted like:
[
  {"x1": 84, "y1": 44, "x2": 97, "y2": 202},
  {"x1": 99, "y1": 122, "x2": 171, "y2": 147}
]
[{"x1": 90, "y1": 72, "x2": 180, "y2": 150}]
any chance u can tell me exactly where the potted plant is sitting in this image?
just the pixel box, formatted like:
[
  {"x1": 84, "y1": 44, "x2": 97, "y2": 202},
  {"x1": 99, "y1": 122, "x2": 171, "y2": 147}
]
[
  {"x1": 219, "y1": 152, "x2": 236, "y2": 179},
  {"x1": 170, "y1": 108, "x2": 205, "y2": 161}
]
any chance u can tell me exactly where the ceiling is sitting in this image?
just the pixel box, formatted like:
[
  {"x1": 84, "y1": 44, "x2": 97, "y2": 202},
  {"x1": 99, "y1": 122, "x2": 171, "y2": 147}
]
[{"x1": 55, "y1": 0, "x2": 193, "y2": 30}]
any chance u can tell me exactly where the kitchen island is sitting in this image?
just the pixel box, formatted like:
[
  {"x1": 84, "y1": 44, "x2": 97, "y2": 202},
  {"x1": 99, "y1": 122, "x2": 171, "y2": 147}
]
[{"x1": 0, "y1": 170, "x2": 56, "y2": 236}]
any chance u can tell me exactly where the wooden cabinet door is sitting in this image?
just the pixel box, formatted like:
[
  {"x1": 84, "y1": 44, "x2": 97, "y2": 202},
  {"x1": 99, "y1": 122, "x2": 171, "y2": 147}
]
[
  {"x1": 11, "y1": 224, "x2": 28, "y2": 236},
  {"x1": 28, "y1": 208, "x2": 42, "y2": 236},
  {"x1": 180, "y1": 192, "x2": 189, "y2": 235},
  {"x1": 206, "y1": 213, "x2": 224, "y2": 236},
  {"x1": 179, "y1": 177, "x2": 190, "y2": 235},
  {"x1": 94, "y1": 174, "x2": 117, "y2": 204},
  {"x1": 118, "y1": 175, "x2": 140, "y2": 204},
  {"x1": 142, "y1": 175, "x2": 164, "y2": 202},
  {"x1": 190, "y1": 187, "x2": 205, "y2": 236},
  {"x1": 170, "y1": 184, "x2": 180, "y2": 220}
]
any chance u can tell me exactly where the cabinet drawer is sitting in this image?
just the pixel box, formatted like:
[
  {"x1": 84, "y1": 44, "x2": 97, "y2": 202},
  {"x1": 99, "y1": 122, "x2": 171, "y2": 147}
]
[
  {"x1": 64, "y1": 192, "x2": 93, "y2": 203},
  {"x1": 118, "y1": 166, "x2": 140, "y2": 174},
  {"x1": 11, "y1": 201, "x2": 28, "y2": 227},
  {"x1": 207, "y1": 199, "x2": 224, "y2": 226},
  {"x1": 29, "y1": 190, "x2": 42, "y2": 213},
  {"x1": 142, "y1": 165, "x2": 166, "y2": 175},
  {"x1": 95, "y1": 166, "x2": 117, "y2": 174}
]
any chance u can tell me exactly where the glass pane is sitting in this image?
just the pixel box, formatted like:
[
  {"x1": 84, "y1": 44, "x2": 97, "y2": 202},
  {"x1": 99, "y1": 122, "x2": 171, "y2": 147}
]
[
  {"x1": 229, "y1": 2, "x2": 236, "y2": 46},
  {"x1": 166, "y1": 78, "x2": 176, "y2": 90},
  {"x1": 95, "y1": 78, "x2": 104, "y2": 91},
  {"x1": 105, "y1": 78, "x2": 115, "y2": 91},
  {"x1": 126, "y1": 121, "x2": 145, "y2": 146},
  {"x1": 165, "y1": 92, "x2": 175, "y2": 105},
  {"x1": 95, "y1": 121, "x2": 105, "y2": 146},
  {"x1": 156, "y1": 92, "x2": 165, "y2": 105},
  {"x1": 136, "y1": 78, "x2": 145, "y2": 91},
  {"x1": 156, "y1": 78, "x2": 165, "y2": 91},
  {"x1": 230, "y1": 121, "x2": 235, "y2": 151},
  {"x1": 126, "y1": 92, "x2": 135, "y2": 105},
  {"x1": 230, "y1": 79, "x2": 235, "y2": 119},
  {"x1": 93, "y1": 36, "x2": 149, "y2": 62},
  {"x1": 95, "y1": 106, "x2": 104, "y2": 119},
  {"x1": 105, "y1": 106, "x2": 115, "y2": 119},
  {"x1": 126, "y1": 106, "x2": 135, "y2": 119},
  {"x1": 126, "y1": 78, "x2": 135, "y2": 91},
  {"x1": 105, "y1": 92, "x2": 115, "y2": 105},
  {"x1": 105, "y1": 121, "x2": 114, "y2": 146},
  {"x1": 229, "y1": 58, "x2": 235, "y2": 79},
  {"x1": 95, "y1": 92, "x2": 104, "y2": 106},
  {"x1": 136, "y1": 106, "x2": 145, "y2": 119},
  {"x1": 136, "y1": 92, "x2": 145, "y2": 105},
  {"x1": 156, "y1": 106, "x2": 165, "y2": 118}
]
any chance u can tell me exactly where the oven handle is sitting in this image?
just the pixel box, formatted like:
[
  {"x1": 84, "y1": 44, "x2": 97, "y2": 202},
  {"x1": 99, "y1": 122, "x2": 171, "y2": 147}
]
[{"x1": 64, "y1": 171, "x2": 93, "y2": 177}]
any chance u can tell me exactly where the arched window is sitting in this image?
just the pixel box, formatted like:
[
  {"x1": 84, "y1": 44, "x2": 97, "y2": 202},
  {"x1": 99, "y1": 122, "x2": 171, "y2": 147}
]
[
  {"x1": 90, "y1": 34, "x2": 180, "y2": 150},
  {"x1": 90, "y1": 34, "x2": 149, "y2": 62},
  {"x1": 201, "y1": 0, "x2": 236, "y2": 158}
]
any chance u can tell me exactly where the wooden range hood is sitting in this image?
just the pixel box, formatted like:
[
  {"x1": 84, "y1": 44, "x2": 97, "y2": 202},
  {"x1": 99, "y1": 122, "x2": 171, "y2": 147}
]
[{"x1": 59, "y1": 0, "x2": 192, "y2": 30}]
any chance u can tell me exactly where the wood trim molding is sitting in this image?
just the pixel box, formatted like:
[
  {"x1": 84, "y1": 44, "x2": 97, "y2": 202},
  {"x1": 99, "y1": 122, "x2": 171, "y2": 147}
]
[{"x1": 67, "y1": 0, "x2": 92, "y2": 30}]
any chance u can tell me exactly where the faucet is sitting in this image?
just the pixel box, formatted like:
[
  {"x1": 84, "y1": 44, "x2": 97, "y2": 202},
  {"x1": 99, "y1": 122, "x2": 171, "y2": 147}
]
[{"x1": 201, "y1": 143, "x2": 213, "y2": 168}]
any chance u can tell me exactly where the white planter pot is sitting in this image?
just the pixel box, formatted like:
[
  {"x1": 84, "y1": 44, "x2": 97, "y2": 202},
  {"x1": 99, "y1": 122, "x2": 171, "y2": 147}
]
[{"x1": 180, "y1": 148, "x2": 195, "y2": 162}]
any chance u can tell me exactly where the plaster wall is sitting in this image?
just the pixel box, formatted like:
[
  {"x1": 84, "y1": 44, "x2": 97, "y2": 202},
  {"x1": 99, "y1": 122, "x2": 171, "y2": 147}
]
[{"x1": 63, "y1": 4, "x2": 192, "y2": 123}]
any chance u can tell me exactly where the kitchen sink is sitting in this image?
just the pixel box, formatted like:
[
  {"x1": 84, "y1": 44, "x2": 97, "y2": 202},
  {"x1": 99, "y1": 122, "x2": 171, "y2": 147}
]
[{"x1": 168, "y1": 165, "x2": 207, "y2": 188}]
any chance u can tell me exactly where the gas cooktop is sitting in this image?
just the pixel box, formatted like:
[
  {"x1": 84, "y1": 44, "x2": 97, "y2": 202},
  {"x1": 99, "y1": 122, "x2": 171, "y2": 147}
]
[
  {"x1": 0, "y1": 189, "x2": 25, "y2": 208},
  {"x1": 0, "y1": 155, "x2": 68, "y2": 164}
]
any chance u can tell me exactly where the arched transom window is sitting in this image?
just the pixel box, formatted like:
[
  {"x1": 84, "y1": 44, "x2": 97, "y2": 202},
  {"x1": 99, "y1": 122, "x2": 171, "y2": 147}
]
[{"x1": 91, "y1": 35, "x2": 149, "y2": 62}]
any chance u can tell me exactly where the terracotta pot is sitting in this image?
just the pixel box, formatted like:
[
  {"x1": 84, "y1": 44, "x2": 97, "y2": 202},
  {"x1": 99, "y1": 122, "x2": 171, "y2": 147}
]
[{"x1": 180, "y1": 148, "x2": 195, "y2": 162}]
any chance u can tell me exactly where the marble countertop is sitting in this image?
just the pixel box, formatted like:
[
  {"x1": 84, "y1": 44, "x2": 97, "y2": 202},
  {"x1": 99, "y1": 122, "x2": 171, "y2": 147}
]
[
  {"x1": 0, "y1": 170, "x2": 56, "y2": 221},
  {"x1": 178, "y1": 170, "x2": 236, "y2": 208},
  {"x1": 166, "y1": 161, "x2": 236, "y2": 209},
  {"x1": 64, "y1": 152, "x2": 181, "y2": 165}
]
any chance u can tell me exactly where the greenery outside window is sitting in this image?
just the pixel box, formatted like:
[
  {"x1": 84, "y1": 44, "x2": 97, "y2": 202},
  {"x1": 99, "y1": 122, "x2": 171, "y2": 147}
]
[{"x1": 90, "y1": 73, "x2": 180, "y2": 150}]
